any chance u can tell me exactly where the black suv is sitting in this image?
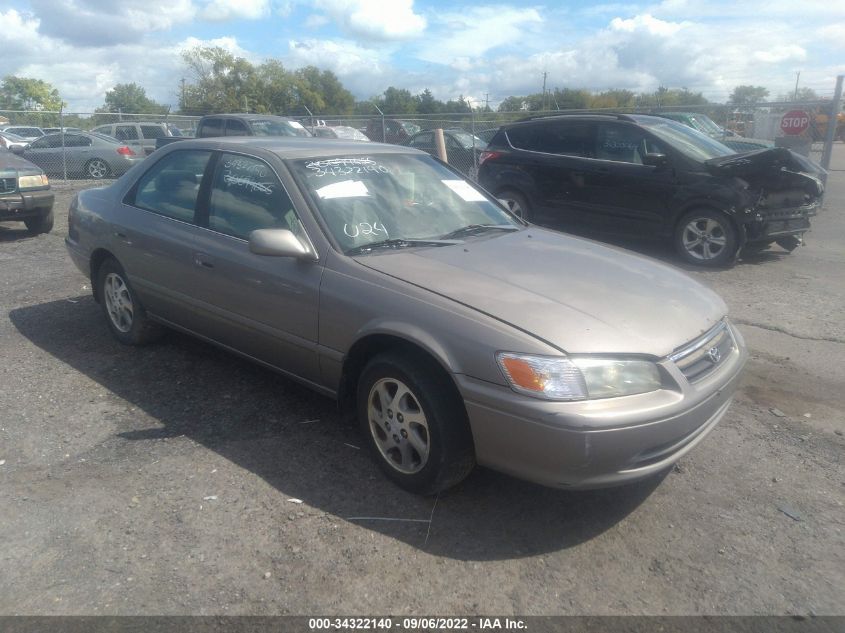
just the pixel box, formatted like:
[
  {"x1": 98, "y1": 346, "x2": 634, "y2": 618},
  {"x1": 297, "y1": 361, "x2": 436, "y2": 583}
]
[{"x1": 478, "y1": 113, "x2": 824, "y2": 266}]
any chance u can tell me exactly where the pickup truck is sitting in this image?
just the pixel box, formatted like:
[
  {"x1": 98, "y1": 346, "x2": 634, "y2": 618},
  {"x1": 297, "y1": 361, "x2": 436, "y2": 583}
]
[{"x1": 156, "y1": 113, "x2": 312, "y2": 149}]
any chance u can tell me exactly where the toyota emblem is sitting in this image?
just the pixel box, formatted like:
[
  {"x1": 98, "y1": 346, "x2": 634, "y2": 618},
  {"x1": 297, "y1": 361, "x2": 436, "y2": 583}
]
[{"x1": 707, "y1": 346, "x2": 721, "y2": 364}]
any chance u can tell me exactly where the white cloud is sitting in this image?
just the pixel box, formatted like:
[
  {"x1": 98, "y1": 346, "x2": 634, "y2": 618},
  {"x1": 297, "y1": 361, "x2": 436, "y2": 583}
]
[
  {"x1": 313, "y1": 0, "x2": 426, "y2": 40},
  {"x1": 200, "y1": 0, "x2": 270, "y2": 21},
  {"x1": 286, "y1": 38, "x2": 389, "y2": 96},
  {"x1": 28, "y1": 0, "x2": 196, "y2": 46},
  {"x1": 416, "y1": 6, "x2": 542, "y2": 65},
  {"x1": 304, "y1": 13, "x2": 330, "y2": 28},
  {"x1": 753, "y1": 45, "x2": 806, "y2": 64}
]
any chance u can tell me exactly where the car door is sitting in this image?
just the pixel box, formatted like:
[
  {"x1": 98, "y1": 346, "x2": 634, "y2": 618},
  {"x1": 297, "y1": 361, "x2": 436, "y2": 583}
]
[
  {"x1": 63, "y1": 134, "x2": 97, "y2": 174},
  {"x1": 117, "y1": 149, "x2": 215, "y2": 331},
  {"x1": 186, "y1": 150, "x2": 323, "y2": 384},
  {"x1": 22, "y1": 135, "x2": 63, "y2": 174},
  {"x1": 505, "y1": 120, "x2": 596, "y2": 227},
  {"x1": 578, "y1": 122, "x2": 676, "y2": 236}
]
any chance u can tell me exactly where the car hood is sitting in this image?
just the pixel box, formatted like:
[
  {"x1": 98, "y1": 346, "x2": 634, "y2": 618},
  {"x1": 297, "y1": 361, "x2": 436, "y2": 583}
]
[
  {"x1": 704, "y1": 147, "x2": 821, "y2": 177},
  {"x1": 0, "y1": 149, "x2": 42, "y2": 174},
  {"x1": 354, "y1": 229, "x2": 727, "y2": 357}
]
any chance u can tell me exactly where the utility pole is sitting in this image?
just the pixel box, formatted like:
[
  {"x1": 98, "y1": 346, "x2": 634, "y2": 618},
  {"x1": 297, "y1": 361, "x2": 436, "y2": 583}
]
[
  {"x1": 794, "y1": 71, "x2": 801, "y2": 100},
  {"x1": 243, "y1": 95, "x2": 249, "y2": 113},
  {"x1": 541, "y1": 72, "x2": 548, "y2": 111},
  {"x1": 484, "y1": 92, "x2": 489, "y2": 111},
  {"x1": 180, "y1": 78, "x2": 186, "y2": 109}
]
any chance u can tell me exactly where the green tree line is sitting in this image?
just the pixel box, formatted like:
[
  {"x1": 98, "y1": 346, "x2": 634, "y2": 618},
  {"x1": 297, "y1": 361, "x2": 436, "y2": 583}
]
[{"x1": 1, "y1": 53, "x2": 820, "y2": 123}]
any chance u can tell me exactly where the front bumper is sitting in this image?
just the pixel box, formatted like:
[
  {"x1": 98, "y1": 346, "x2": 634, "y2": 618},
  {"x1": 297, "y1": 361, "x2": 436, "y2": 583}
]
[
  {"x1": 457, "y1": 323, "x2": 748, "y2": 489},
  {"x1": 0, "y1": 189, "x2": 54, "y2": 221},
  {"x1": 744, "y1": 202, "x2": 817, "y2": 243}
]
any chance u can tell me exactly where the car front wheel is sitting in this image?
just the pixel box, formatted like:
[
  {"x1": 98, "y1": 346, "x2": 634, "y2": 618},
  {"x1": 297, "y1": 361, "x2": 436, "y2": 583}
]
[
  {"x1": 357, "y1": 351, "x2": 475, "y2": 495},
  {"x1": 97, "y1": 258, "x2": 162, "y2": 345},
  {"x1": 674, "y1": 209, "x2": 738, "y2": 267},
  {"x1": 24, "y1": 210, "x2": 54, "y2": 234}
]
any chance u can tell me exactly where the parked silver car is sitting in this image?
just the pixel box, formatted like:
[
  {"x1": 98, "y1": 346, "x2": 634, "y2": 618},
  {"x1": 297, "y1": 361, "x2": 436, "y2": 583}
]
[
  {"x1": 21, "y1": 132, "x2": 144, "y2": 179},
  {"x1": 65, "y1": 138, "x2": 747, "y2": 494},
  {"x1": 0, "y1": 125, "x2": 45, "y2": 141}
]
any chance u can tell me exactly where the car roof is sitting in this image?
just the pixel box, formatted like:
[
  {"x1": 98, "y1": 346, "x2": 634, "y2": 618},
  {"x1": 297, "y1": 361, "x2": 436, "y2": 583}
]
[
  {"x1": 203, "y1": 113, "x2": 295, "y2": 121},
  {"x1": 505, "y1": 112, "x2": 672, "y2": 128},
  {"x1": 165, "y1": 136, "x2": 422, "y2": 160}
]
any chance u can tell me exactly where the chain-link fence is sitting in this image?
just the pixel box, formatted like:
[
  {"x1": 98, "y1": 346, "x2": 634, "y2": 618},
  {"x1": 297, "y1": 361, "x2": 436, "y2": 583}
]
[{"x1": 2, "y1": 97, "x2": 841, "y2": 183}]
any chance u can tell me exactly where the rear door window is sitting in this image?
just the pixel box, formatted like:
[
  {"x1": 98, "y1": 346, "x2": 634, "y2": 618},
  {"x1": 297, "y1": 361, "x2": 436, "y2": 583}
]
[
  {"x1": 508, "y1": 121, "x2": 595, "y2": 157},
  {"x1": 225, "y1": 119, "x2": 250, "y2": 136},
  {"x1": 140, "y1": 125, "x2": 166, "y2": 139},
  {"x1": 207, "y1": 153, "x2": 301, "y2": 241},
  {"x1": 131, "y1": 150, "x2": 212, "y2": 223},
  {"x1": 64, "y1": 134, "x2": 92, "y2": 147},
  {"x1": 199, "y1": 118, "x2": 224, "y2": 137}
]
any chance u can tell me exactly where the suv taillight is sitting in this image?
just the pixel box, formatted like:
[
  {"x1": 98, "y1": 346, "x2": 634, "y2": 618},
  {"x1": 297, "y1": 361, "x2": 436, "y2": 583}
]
[
  {"x1": 117, "y1": 146, "x2": 135, "y2": 156},
  {"x1": 479, "y1": 150, "x2": 501, "y2": 166}
]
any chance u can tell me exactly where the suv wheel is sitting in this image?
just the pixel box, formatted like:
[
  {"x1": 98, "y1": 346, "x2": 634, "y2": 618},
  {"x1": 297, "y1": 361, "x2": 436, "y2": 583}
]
[
  {"x1": 497, "y1": 189, "x2": 531, "y2": 221},
  {"x1": 674, "y1": 209, "x2": 738, "y2": 267}
]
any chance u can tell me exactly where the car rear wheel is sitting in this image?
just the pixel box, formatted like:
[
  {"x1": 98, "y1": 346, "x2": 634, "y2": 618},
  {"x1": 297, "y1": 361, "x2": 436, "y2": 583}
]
[
  {"x1": 24, "y1": 210, "x2": 54, "y2": 234},
  {"x1": 86, "y1": 159, "x2": 110, "y2": 179},
  {"x1": 357, "y1": 351, "x2": 475, "y2": 495},
  {"x1": 97, "y1": 258, "x2": 163, "y2": 345},
  {"x1": 497, "y1": 189, "x2": 531, "y2": 221},
  {"x1": 674, "y1": 209, "x2": 738, "y2": 267}
]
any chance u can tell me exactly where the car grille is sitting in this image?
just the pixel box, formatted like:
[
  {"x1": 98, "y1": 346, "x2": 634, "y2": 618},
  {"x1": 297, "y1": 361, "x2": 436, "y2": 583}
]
[
  {"x1": 669, "y1": 320, "x2": 735, "y2": 383},
  {"x1": 0, "y1": 177, "x2": 16, "y2": 194}
]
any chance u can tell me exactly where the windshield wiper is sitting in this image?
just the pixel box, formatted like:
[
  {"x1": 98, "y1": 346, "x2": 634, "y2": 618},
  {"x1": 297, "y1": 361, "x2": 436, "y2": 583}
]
[
  {"x1": 346, "y1": 238, "x2": 461, "y2": 256},
  {"x1": 439, "y1": 224, "x2": 520, "y2": 240}
]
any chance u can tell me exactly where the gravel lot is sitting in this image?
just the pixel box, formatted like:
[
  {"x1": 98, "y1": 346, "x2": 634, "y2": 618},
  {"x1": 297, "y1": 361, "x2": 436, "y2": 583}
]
[{"x1": 0, "y1": 150, "x2": 843, "y2": 616}]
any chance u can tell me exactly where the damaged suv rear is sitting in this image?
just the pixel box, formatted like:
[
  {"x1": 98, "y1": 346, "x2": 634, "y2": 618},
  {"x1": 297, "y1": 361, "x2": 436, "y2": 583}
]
[{"x1": 479, "y1": 113, "x2": 824, "y2": 267}]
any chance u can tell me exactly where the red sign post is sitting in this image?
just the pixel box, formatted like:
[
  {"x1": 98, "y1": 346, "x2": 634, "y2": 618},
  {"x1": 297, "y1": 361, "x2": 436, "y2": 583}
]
[{"x1": 781, "y1": 110, "x2": 810, "y2": 136}]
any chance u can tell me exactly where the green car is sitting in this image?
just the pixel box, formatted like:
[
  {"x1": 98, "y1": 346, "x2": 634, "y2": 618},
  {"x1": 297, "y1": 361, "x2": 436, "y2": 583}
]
[{"x1": 655, "y1": 112, "x2": 773, "y2": 153}]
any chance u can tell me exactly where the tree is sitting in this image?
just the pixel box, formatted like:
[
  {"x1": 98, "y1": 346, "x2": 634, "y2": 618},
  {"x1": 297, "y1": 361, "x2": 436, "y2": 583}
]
[
  {"x1": 294, "y1": 66, "x2": 355, "y2": 114},
  {"x1": 376, "y1": 87, "x2": 417, "y2": 114},
  {"x1": 99, "y1": 83, "x2": 167, "y2": 114},
  {"x1": 416, "y1": 89, "x2": 441, "y2": 114},
  {"x1": 778, "y1": 87, "x2": 819, "y2": 102},
  {"x1": 729, "y1": 85, "x2": 769, "y2": 106},
  {"x1": 0, "y1": 76, "x2": 63, "y2": 111},
  {"x1": 180, "y1": 46, "x2": 261, "y2": 114}
]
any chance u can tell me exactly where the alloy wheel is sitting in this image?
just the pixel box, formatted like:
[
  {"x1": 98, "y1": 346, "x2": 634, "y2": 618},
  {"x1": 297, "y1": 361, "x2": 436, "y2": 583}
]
[
  {"x1": 367, "y1": 377, "x2": 430, "y2": 474},
  {"x1": 104, "y1": 272, "x2": 134, "y2": 333},
  {"x1": 88, "y1": 159, "x2": 109, "y2": 179},
  {"x1": 681, "y1": 217, "x2": 728, "y2": 261}
]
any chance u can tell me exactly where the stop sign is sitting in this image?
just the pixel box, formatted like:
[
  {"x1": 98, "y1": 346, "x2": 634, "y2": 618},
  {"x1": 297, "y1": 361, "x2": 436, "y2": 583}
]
[{"x1": 781, "y1": 110, "x2": 810, "y2": 135}]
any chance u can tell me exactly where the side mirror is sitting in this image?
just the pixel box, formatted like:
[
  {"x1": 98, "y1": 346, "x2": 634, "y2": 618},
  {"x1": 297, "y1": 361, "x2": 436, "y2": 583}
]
[
  {"x1": 642, "y1": 152, "x2": 668, "y2": 168},
  {"x1": 10, "y1": 145, "x2": 24, "y2": 155},
  {"x1": 249, "y1": 228, "x2": 315, "y2": 260}
]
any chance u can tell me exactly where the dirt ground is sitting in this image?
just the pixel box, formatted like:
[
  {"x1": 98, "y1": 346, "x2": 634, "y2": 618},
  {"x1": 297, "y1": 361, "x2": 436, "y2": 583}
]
[{"x1": 0, "y1": 148, "x2": 843, "y2": 616}]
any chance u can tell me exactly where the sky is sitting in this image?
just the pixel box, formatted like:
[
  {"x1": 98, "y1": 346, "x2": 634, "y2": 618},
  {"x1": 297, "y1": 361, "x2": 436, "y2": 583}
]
[{"x1": 0, "y1": 0, "x2": 844, "y2": 112}]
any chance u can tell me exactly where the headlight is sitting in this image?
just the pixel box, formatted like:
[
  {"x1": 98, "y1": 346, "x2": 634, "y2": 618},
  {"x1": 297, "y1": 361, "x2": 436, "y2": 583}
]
[
  {"x1": 496, "y1": 352, "x2": 661, "y2": 401},
  {"x1": 18, "y1": 174, "x2": 49, "y2": 190}
]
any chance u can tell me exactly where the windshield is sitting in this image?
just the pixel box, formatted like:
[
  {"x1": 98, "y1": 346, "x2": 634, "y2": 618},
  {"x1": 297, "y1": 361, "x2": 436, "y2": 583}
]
[
  {"x1": 291, "y1": 154, "x2": 520, "y2": 254},
  {"x1": 687, "y1": 114, "x2": 724, "y2": 137},
  {"x1": 643, "y1": 120, "x2": 734, "y2": 161},
  {"x1": 249, "y1": 119, "x2": 313, "y2": 137},
  {"x1": 401, "y1": 122, "x2": 421, "y2": 135},
  {"x1": 450, "y1": 131, "x2": 486, "y2": 149}
]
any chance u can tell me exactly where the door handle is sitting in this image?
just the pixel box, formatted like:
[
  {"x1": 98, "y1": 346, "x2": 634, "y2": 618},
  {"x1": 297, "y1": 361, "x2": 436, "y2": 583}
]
[
  {"x1": 194, "y1": 253, "x2": 215, "y2": 269},
  {"x1": 114, "y1": 231, "x2": 132, "y2": 244}
]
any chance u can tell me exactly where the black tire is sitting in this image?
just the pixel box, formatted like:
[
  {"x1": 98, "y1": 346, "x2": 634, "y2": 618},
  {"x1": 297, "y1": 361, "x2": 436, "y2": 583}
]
[
  {"x1": 357, "y1": 350, "x2": 475, "y2": 495},
  {"x1": 86, "y1": 158, "x2": 111, "y2": 179},
  {"x1": 24, "y1": 210, "x2": 54, "y2": 234},
  {"x1": 674, "y1": 208, "x2": 738, "y2": 267},
  {"x1": 96, "y1": 257, "x2": 163, "y2": 345},
  {"x1": 497, "y1": 188, "x2": 532, "y2": 221}
]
